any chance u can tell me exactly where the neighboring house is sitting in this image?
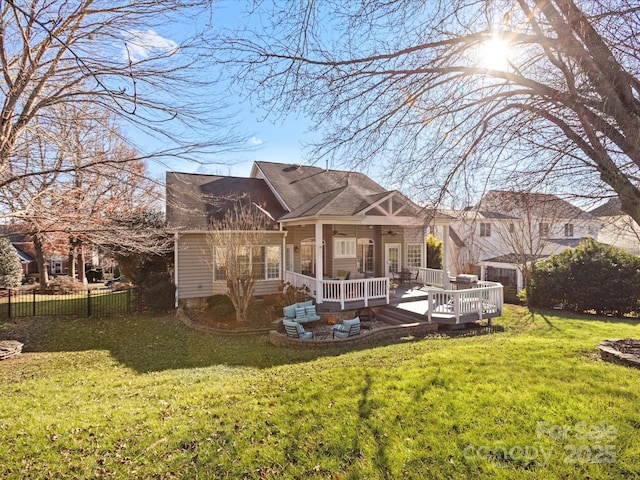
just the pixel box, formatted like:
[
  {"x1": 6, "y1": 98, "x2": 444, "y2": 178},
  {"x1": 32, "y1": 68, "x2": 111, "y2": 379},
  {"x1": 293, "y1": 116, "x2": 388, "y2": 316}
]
[
  {"x1": 591, "y1": 198, "x2": 640, "y2": 256},
  {"x1": 0, "y1": 226, "x2": 69, "y2": 278},
  {"x1": 448, "y1": 190, "x2": 600, "y2": 290},
  {"x1": 166, "y1": 161, "x2": 456, "y2": 309}
]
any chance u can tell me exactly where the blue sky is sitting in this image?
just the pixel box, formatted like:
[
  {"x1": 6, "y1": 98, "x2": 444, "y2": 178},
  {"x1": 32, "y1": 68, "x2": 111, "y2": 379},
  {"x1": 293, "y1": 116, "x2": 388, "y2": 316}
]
[{"x1": 135, "y1": 2, "x2": 332, "y2": 183}]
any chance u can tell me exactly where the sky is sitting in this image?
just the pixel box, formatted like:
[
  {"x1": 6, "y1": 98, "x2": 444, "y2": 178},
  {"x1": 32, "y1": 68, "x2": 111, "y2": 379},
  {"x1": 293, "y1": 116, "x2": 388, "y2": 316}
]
[{"x1": 133, "y1": 2, "x2": 336, "y2": 184}]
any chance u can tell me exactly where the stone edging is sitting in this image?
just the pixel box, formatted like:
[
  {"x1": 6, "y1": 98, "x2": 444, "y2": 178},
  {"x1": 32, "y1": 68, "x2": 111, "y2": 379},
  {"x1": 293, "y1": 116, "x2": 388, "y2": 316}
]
[
  {"x1": 270, "y1": 321, "x2": 439, "y2": 349},
  {"x1": 598, "y1": 339, "x2": 640, "y2": 369}
]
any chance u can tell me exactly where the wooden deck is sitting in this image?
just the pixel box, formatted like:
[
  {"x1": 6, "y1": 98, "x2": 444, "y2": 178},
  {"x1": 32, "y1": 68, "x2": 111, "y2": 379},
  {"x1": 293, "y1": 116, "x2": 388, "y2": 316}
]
[{"x1": 319, "y1": 284, "x2": 502, "y2": 325}]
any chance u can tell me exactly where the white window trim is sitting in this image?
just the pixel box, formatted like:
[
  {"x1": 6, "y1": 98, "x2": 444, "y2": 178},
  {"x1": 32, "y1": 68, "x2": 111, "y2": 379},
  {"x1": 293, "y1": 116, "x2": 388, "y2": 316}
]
[
  {"x1": 213, "y1": 245, "x2": 282, "y2": 282},
  {"x1": 333, "y1": 237, "x2": 357, "y2": 258}
]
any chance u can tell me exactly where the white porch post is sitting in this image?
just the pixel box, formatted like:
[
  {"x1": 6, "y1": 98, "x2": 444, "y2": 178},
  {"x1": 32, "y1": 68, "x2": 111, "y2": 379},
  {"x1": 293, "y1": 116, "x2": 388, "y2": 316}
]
[
  {"x1": 315, "y1": 222, "x2": 324, "y2": 303},
  {"x1": 516, "y1": 269, "x2": 524, "y2": 291},
  {"x1": 442, "y1": 224, "x2": 451, "y2": 289}
]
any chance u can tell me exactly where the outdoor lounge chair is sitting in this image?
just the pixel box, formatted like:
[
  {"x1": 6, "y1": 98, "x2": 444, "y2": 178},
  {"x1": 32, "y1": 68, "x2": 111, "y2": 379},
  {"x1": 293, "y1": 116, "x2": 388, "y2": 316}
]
[
  {"x1": 332, "y1": 316, "x2": 361, "y2": 339},
  {"x1": 283, "y1": 319, "x2": 314, "y2": 340}
]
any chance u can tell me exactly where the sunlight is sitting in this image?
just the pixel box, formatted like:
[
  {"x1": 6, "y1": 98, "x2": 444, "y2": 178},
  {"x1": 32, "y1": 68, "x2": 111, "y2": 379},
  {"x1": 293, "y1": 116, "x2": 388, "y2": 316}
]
[{"x1": 479, "y1": 34, "x2": 511, "y2": 71}]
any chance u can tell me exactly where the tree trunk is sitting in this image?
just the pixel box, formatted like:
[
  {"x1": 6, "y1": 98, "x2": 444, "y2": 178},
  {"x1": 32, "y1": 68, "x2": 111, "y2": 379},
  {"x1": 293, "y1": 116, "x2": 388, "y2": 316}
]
[
  {"x1": 32, "y1": 234, "x2": 49, "y2": 292},
  {"x1": 77, "y1": 242, "x2": 86, "y2": 284}
]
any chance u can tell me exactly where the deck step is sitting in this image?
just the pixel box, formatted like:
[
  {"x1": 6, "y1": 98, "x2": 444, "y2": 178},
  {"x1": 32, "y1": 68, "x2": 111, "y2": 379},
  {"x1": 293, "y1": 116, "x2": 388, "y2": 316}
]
[{"x1": 376, "y1": 305, "x2": 429, "y2": 325}]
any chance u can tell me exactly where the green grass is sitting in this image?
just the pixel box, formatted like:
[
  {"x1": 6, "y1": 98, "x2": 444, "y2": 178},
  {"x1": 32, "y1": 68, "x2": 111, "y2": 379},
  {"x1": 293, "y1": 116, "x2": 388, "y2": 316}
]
[{"x1": 0, "y1": 306, "x2": 638, "y2": 479}]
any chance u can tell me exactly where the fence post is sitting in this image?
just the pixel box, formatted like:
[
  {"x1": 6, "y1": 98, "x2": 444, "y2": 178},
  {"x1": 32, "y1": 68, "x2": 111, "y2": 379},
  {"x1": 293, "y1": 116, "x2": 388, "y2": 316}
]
[
  {"x1": 33, "y1": 289, "x2": 36, "y2": 316},
  {"x1": 87, "y1": 289, "x2": 92, "y2": 317},
  {"x1": 126, "y1": 289, "x2": 131, "y2": 314},
  {"x1": 7, "y1": 289, "x2": 11, "y2": 319}
]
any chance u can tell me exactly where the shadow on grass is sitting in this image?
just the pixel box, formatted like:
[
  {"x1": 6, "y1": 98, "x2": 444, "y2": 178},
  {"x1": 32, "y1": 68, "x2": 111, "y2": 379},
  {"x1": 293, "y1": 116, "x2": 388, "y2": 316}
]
[
  {"x1": 528, "y1": 307, "x2": 640, "y2": 326},
  {"x1": 0, "y1": 314, "x2": 338, "y2": 373}
]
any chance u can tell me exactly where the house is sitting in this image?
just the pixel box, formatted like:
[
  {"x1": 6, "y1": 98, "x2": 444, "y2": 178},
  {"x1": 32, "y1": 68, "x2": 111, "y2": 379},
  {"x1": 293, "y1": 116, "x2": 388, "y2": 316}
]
[
  {"x1": 591, "y1": 198, "x2": 640, "y2": 256},
  {"x1": 166, "y1": 162, "x2": 467, "y2": 309},
  {"x1": 0, "y1": 226, "x2": 70, "y2": 279},
  {"x1": 446, "y1": 190, "x2": 600, "y2": 290}
]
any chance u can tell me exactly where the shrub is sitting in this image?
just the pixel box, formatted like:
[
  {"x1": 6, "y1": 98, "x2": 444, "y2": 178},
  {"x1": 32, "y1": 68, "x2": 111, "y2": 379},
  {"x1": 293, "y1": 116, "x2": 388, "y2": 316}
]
[
  {"x1": 206, "y1": 294, "x2": 236, "y2": 320},
  {"x1": 141, "y1": 281, "x2": 176, "y2": 311},
  {"x1": 426, "y1": 234, "x2": 443, "y2": 269},
  {"x1": 528, "y1": 238, "x2": 640, "y2": 315},
  {"x1": 0, "y1": 237, "x2": 23, "y2": 288},
  {"x1": 48, "y1": 276, "x2": 85, "y2": 294}
]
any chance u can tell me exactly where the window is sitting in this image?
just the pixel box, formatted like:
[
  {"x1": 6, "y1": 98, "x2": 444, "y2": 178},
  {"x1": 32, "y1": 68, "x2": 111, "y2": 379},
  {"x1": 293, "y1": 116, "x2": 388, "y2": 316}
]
[
  {"x1": 539, "y1": 223, "x2": 550, "y2": 237},
  {"x1": 564, "y1": 223, "x2": 574, "y2": 237},
  {"x1": 480, "y1": 222, "x2": 491, "y2": 237},
  {"x1": 406, "y1": 244, "x2": 423, "y2": 268},
  {"x1": 266, "y1": 246, "x2": 280, "y2": 279},
  {"x1": 50, "y1": 261, "x2": 63, "y2": 275},
  {"x1": 334, "y1": 238, "x2": 356, "y2": 258},
  {"x1": 300, "y1": 239, "x2": 315, "y2": 275},
  {"x1": 214, "y1": 245, "x2": 281, "y2": 281},
  {"x1": 357, "y1": 238, "x2": 374, "y2": 273}
]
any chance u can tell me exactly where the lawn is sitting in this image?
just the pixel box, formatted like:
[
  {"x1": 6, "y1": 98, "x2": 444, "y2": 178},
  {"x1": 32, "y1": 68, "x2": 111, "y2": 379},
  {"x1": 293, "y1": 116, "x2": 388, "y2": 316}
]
[{"x1": 0, "y1": 306, "x2": 638, "y2": 479}]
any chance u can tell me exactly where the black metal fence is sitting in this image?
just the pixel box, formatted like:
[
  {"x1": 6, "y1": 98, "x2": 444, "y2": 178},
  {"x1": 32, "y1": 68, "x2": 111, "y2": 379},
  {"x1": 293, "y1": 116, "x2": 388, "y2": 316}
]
[{"x1": 0, "y1": 288, "x2": 141, "y2": 319}]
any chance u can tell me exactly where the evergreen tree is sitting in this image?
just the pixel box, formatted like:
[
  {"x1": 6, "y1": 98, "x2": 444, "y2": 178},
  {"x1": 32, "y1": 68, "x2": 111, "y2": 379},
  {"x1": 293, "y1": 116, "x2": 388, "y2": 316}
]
[{"x1": 0, "y1": 237, "x2": 23, "y2": 288}]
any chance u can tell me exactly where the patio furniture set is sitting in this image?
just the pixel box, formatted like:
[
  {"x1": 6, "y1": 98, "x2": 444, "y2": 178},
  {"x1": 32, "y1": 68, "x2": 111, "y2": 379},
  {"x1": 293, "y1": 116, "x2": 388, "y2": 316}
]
[{"x1": 281, "y1": 300, "x2": 361, "y2": 340}]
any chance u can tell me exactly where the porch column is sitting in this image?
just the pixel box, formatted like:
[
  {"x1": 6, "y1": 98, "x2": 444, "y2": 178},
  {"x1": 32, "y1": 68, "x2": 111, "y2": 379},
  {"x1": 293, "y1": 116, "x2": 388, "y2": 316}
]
[
  {"x1": 516, "y1": 269, "x2": 524, "y2": 291},
  {"x1": 315, "y1": 222, "x2": 324, "y2": 303},
  {"x1": 442, "y1": 225, "x2": 451, "y2": 289}
]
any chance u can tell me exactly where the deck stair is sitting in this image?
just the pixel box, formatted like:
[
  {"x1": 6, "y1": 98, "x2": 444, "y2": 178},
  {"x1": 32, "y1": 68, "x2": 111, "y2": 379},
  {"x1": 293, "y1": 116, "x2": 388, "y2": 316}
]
[{"x1": 376, "y1": 304, "x2": 430, "y2": 325}]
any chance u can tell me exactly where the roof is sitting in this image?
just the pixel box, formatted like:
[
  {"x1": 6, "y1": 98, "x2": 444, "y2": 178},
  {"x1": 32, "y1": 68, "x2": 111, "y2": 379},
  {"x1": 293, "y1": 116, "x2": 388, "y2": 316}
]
[
  {"x1": 166, "y1": 172, "x2": 288, "y2": 230},
  {"x1": 13, "y1": 245, "x2": 33, "y2": 263},
  {"x1": 253, "y1": 161, "x2": 387, "y2": 212},
  {"x1": 481, "y1": 253, "x2": 548, "y2": 264},
  {"x1": 590, "y1": 198, "x2": 623, "y2": 217},
  {"x1": 476, "y1": 190, "x2": 593, "y2": 220}
]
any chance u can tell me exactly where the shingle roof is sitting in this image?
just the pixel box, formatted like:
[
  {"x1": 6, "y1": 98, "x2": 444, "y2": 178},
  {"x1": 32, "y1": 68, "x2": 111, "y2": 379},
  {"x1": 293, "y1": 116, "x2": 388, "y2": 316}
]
[
  {"x1": 477, "y1": 190, "x2": 592, "y2": 220},
  {"x1": 166, "y1": 172, "x2": 287, "y2": 230},
  {"x1": 590, "y1": 198, "x2": 623, "y2": 216},
  {"x1": 254, "y1": 161, "x2": 387, "y2": 212}
]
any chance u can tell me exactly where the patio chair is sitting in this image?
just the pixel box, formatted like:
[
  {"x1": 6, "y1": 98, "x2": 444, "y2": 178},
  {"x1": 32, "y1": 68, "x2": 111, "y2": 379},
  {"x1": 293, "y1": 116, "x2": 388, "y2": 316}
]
[
  {"x1": 336, "y1": 270, "x2": 351, "y2": 280},
  {"x1": 332, "y1": 316, "x2": 361, "y2": 339},
  {"x1": 283, "y1": 319, "x2": 314, "y2": 340}
]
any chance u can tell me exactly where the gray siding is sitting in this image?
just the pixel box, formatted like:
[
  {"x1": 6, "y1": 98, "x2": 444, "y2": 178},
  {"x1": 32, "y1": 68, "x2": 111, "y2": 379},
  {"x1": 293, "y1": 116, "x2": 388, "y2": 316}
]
[
  {"x1": 177, "y1": 232, "x2": 285, "y2": 299},
  {"x1": 176, "y1": 233, "x2": 214, "y2": 299}
]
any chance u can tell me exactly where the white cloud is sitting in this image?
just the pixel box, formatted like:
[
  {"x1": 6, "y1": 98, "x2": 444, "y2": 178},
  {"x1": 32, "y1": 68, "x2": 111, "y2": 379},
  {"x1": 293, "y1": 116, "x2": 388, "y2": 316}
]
[
  {"x1": 248, "y1": 136, "x2": 263, "y2": 146},
  {"x1": 123, "y1": 29, "x2": 178, "y2": 62}
]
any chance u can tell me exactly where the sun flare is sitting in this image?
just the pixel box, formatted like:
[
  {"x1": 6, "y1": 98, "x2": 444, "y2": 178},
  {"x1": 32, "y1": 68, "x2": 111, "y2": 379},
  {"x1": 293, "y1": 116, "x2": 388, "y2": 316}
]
[{"x1": 479, "y1": 35, "x2": 511, "y2": 71}]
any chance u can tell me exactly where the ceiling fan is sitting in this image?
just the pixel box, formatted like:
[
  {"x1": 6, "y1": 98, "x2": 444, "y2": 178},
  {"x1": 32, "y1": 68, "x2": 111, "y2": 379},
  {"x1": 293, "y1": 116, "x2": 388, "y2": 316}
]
[
  {"x1": 332, "y1": 229, "x2": 346, "y2": 236},
  {"x1": 384, "y1": 229, "x2": 398, "y2": 236}
]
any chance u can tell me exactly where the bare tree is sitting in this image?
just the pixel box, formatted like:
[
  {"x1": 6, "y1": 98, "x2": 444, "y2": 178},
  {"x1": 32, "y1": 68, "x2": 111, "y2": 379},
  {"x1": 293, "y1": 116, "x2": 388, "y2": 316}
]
[
  {"x1": 0, "y1": 0, "x2": 241, "y2": 193},
  {"x1": 458, "y1": 190, "x2": 595, "y2": 288},
  {"x1": 206, "y1": 200, "x2": 272, "y2": 323},
  {"x1": 2, "y1": 103, "x2": 166, "y2": 289},
  {"x1": 219, "y1": 1, "x2": 640, "y2": 222}
]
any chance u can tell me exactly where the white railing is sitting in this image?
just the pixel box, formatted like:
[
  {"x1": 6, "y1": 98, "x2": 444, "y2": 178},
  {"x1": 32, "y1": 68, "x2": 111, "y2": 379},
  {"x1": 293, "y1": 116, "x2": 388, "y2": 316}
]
[
  {"x1": 322, "y1": 277, "x2": 389, "y2": 309},
  {"x1": 284, "y1": 271, "x2": 389, "y2": 309},
  {"x1": 427, "y1": 281, "x2": 503, "y2": 323},
  {"x1": 285, "y1": 271, "x2": 318, "y2": 299},
  {"x1": 415, "y1": 267, "x2": 446, "y2": 288},
  {"x1": 284, "y1": 271, "x2": 503, "y2": 323}
]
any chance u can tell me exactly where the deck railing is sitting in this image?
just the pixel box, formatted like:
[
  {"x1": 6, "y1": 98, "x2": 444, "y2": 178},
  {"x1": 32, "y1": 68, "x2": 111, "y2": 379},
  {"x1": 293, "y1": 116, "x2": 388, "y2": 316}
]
[
  {"x1": 426, "y1": 280, "x2": 503, "y2": 323},
  {"x1": 284, "y1": 271, "x2": 389, "y2": 309},
  {"x1": 284, "y1": 270, "x2": 503, "y2": 323},
  {"x1": 415, "y1": 267, "x2": 446, "y2": 288}
]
